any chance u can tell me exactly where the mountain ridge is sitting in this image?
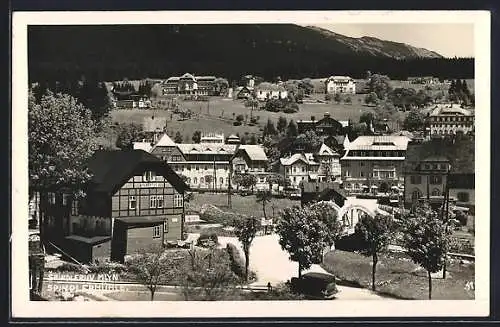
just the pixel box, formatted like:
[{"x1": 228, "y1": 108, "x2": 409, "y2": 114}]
[{"x1": 305, "y1": 26, "x2": 443, "y2": 59}]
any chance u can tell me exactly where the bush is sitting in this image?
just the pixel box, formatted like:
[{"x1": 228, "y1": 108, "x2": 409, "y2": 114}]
[
  {"x1": 226, "y1": 243, "x2": 245, "y2": 279},
  {"x1": 197, "y1": 232, "x2": 218, "y2": 247},
  {"x1": 325, "y1": 94, "x2": 334, "y2": 101},
  {"x1": 233, "y1": 121, "x2": 242, "y2": 126},
  {"x1": 283, "y1": 103, "x2": 299, "y2": 113}
]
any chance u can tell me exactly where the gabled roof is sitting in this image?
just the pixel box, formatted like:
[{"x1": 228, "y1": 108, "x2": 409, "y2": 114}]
[
  {"x1": 154, "y1": 133, "x2": 177, "y2": 147},
  {"x1": 176, "y1": 143, "x2": 237, "y2": 155},
  {"x1": 280, "y1": 153, "x2": 318, "y2": 166},
  {"x1": 236, "y1": 145, "x2": 268, "y2": 161},
  {"x1": 86, "y1": 150, "x2": 189, "y2": 194},
  {"x1": 255, "y1": 82, "x2": 286, "y2": 92},
  {"x1": 404, "y1": 137, "x2": 474, "y2": 174},
  {"x1": 429, "y1": 104, "x2": 474, "y2": 117},
  {"x1": 317, "y1": 143, "x2": 339, "y2": 157}
]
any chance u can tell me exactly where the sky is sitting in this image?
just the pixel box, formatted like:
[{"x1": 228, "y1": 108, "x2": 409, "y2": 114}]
[{"x1": 313, "y1": 24, "x2": 474, "y2": 58}]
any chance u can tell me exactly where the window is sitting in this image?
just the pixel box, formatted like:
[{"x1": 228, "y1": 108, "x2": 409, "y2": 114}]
[
  {"x1": 432, "y1": 188, "x2": 442, "y2": 196},
  {"x1": 360, "y1": 171, "x2": 364, "y2": 178},
  {"x1": 174, "y1": 194, "x2": 183, "y2": 208},
  {"x1": 194, "y1": 177, "x2": 198, "y2": 184},
  {"x1": 219, "y1": 177, "x2": 224, "y2": 185},
  {"x1": 150, "y1": 195, "x2": 158, "y2": 208},
  {"x1": 226, "y1": 177, "x2": 230, "y2": 185},
  {"x1": 153, "y1": 225, "x2": 161, "y2": 238},
  {"x1": 62, "y1": 193, "x2": 69, "y2": 206},
  {"x1": 195, "y1": 165, "x2": 199, "y2": 171},
  {"x1": 360, "y1": 162, "x2": 364, "y2": 166},
  {"x1": 163, "y1": 220, "x2": 169, "y2": 233},
  {"x1": 457, "y1": 192, "x2": 470, "y2": 202},
  {"x1": 157, "y1": 195, "x2": 164, "y2": 208},
  {"x1": 412, "y1": 189, "x2": 422, "y2": 200},
  {"x1": 48, "y1": 192, "x2": 56, "y2": 205},
  {"x1": 410, "y1": 175, "x2": 422, "y2": 184},
  {"x1": 171, "y1": 155, "x2": 182, "y2": 162},
  {"x1": 293, "y1": 177, "x2": 297, "y2": 182},
  {"x1": 200, "y1": 177, "x2": 204, "y2": 184},
  {"x1": 430, "y1": 175, "x2": 442, "y2": 184},
  {"x1": 187, "y1": 177, "x2": 191, "y2": 184},
  {"x1": 302, "y1": 167, "x2": 306, "y2": 173},
  {"x1": 129, "y1": 196, "x2": 137, "y2": 210},
  {"x1": 424, "y1": 164, "x2": 430, "y2": 170},
  {"x1": 143, "y1": 171, "x2": 156, "y2": 182}
]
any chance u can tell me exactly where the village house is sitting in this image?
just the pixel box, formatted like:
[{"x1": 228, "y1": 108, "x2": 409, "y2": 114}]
[
  {"x1": 232, "y1": 145, "x2": 269, "y2": 191},
  {"x1": 407, "y1": 76, "x2": 440, "y2": 85},
  {"x1": 427, "y1": 103, "x2": 475, "y2": 136},
  {"x1": 297, "y1": 112, "x2": 345, "y2": 136},
  {"x1": 42, "y1": 149, "x2": 189, "y2": 264},
  {"x1": 162, "y1": 73, "x2": 217, "y2": 96},
  {"x1": 325, "y1": 76, "x2": 356, "y2": 94},
  {"x1": 254, "y1": 82, "x2": 288, "y2": 101},
  {"x1": 150, "y1": 133, "x2": 237, "y2": 191},
  {"x1": 403, "y1": 135, "x2": 474, "y2": 212},
  {"x1": 340, "y1": 135, "x2": 411, "y2": 195},
  {"x1": 279, "y1": 143, "x2": 341, "y2": 189}
]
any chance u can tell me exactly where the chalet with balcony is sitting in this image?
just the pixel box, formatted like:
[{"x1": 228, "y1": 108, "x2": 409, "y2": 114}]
[
  {"x1": 43, "y1": 149, "x2": 189, "y2": 263},
  {"x1": 297, "y1": 112, "x2": 344, "y2": 136},
  {"x1": 232, "y1": 145, "x2": 269, "y2": 190}
]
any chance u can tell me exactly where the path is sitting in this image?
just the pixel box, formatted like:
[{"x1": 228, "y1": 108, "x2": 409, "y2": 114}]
[{"x1": 193, "y1": 233, "x2": 385, "y2": 300}]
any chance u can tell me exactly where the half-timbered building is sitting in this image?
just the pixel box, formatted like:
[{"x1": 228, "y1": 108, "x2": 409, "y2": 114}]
[{"x1": 43, "y1": 149, "x2": 189, "y2": 263}]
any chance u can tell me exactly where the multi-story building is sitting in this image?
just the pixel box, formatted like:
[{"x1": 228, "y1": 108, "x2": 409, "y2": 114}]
[
  {"x1": 403, "y1": 135, "x2": 474, "y2": 211},
  {"x1": 232, "y1": 145, "x2": 269, "y2": 190},
  {"x1": 279, "y1": 143, "x2": 341, "y2": 188},
  {"x1": 42, "y1": 149, "x2": 188, "y2": 263},
  {"x1": 162, "y1": 73, "x2": 217, "y2": 96},
  {"x1": 325, "y1": 76, "x2": 356, "y2": 94},
  {"x1": 427, "y1": 104, "x2": 474, "y2": 136},
  {"x1": 340, "y1": 136, "x2": 411, "y2": 194},
  {"x1": 255, "y1": 82, "x2": 288, "y2": 101},
  {"x1": 297, "y1": 112, "x2": 344, "y2": 136},
  {"x1": 150, "y1": 133, "x2": 237, "y2": 191}
]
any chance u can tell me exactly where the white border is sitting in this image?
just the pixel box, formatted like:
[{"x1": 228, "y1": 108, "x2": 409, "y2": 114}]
[{"x1": 12, "y1": 10, "x2": 490, "y2": 318}]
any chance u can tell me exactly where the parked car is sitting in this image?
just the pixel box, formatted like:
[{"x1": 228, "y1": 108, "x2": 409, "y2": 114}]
[{"x1": 290, "y1": 272, "x2": 339, "y2": 300}]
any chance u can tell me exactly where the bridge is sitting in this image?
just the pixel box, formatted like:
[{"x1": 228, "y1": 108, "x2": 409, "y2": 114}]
[{"x1": 322, "y1": 197, "x2": 392, "y2": 236}]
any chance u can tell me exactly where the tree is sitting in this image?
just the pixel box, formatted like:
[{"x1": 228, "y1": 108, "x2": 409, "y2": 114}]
[
  {"x1": 294, "y1": 130, "x2": 322, "y2": 152},
  {"x1": 263, "y1": 119, "x2": 278, "y2": 137},
  {"x1": 115, "y1": 122, "x2": 144, "y2": 150},
  {"x1": 402, "y1": 204, "x2": 452, "y2": 300},
  {"x1": 299, "y1": 78, "x2": 315, "y2": 95},
  {"x1": 126, "y1": 245, "x2": 175, "y2": 300},
  {"x1": 174, "y1": 131, "x2": 183, "y2": 143},
  {"x1": 276, "y1": 205, "x2": 339, "y2": 278},
  {"x1": 277, "y1": 116, "x2": 288, "y2": 134},
  {"x1": 286, "y1": 120, "x2": 299, "y2": 138},
  {"x1": 29, "y1": 91, "x2": 98, "y2": 240},
  {"x1": 366, "y1": 74, "x2": 392, "y2": 100},
  {"x1": 308, "y1": 201, "x2": 344, "y2": 245},
  {"x1": 234, "y1": 217, "x2": 259, "y2": 281},
  {"x1": 192, "y1": 130, "x2": 202, "y2": 143},
  {"x1": 248, "y1": 134, "x2": 258, "y2": 145},
  {"x1": 236, "y1": 114, "x2": 245, "y2": 123},
  {"x1": 364, "y1": 92, "x2": 379, "y2": 106},
  {"x1": 78, "y1": 78, "x2": 113, "y2": 122},
  {"x1": 359, "y1": 112, "x2": 375, "y2": 126},
  {"x1": 403, "y1": 110, "x2": 425, "y2": 132},
  {"x1": 334, "y1": 93, "x2": 342, "y2": 104},
  {"x1": 256, "y1": 190, "x2": 272, "y2": 221},
  {"x1": 354, "y1": 213, "x2": 393, "y2": 291},
  {"x1": 344, "y1": 96, "x2": 352, "y2": 105},
  {"x1": 234, "y1": 173, "x2": 257, "y2": 191}
]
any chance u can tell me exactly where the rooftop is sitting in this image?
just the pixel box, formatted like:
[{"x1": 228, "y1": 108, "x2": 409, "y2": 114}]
[
  {"x1": 255, "y1": 82, "x2": 286, "y2": 92},
  {"x1": 237, "y1": 145, "x2": 268, "y2": 161},
  {"x1": 346, "y1": 135, "x2": 411, "y2": 151},
  {"x1": 429, "y1": 104, "x2": 474, "y2": 117},
  {"x1": 177, "y1": 143, "x2": 237, "y2": 155}
]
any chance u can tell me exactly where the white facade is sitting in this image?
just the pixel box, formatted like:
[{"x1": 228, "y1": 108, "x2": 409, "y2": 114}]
[
  {"x1": 255, "y1": 82, "x2": 288, "y2": 101},
  {"x1": 428, "y1": 104, "x2": 474, "y2": 136},
  {"x1": 279, "y1": 143, "x2": 340, "y2": 188},
  {"x1": 325, "y1": 76, "x2": 356, "y2": 94}
]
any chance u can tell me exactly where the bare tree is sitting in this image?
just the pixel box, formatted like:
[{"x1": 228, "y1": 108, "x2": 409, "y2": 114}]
[{"x1": 126, "y1": 245, "x2": 175, "y2": 301}]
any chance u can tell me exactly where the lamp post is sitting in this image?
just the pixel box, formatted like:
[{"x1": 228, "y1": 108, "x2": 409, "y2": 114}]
[{"x1": 442, "y1": 163, "x2": 451, "y2": 279}]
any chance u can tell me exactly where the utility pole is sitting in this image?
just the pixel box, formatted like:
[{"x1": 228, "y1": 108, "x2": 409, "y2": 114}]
[
  {"x1": 227, "y1": 156, "x2": 233, "y2": 208},
  {"x1": 442, "y1": 166, "x2": 451, "y2": 279}
]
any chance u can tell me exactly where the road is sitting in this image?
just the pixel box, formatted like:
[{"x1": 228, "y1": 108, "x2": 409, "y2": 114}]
[{"x1": 214, "y1": 233, "x2": 384, "y2": 300}]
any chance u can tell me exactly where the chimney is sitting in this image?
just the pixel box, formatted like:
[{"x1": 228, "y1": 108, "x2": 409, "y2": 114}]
[{"x1": 324, "y1": 112, "x2": 330, "y2": 119}]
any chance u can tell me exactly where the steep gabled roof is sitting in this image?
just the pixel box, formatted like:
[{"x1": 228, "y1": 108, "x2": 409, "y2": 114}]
[
  {"x1": 237, "y1": 145, "x2": 268, "y2": 161},
  {"x1": 86, "y1": 150, "x2": 189, "y2": 195},
  {"x1": 154, "y1": 133, "x2": 177, "y2": 147}
]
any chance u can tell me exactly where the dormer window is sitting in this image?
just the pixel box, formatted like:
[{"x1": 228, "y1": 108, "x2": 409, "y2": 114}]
[{"x1": 143, "y1": 171, "x2": 156, "y2": 182}]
